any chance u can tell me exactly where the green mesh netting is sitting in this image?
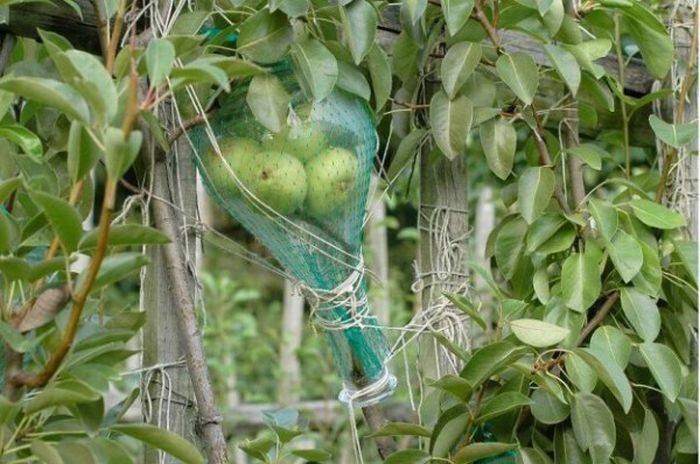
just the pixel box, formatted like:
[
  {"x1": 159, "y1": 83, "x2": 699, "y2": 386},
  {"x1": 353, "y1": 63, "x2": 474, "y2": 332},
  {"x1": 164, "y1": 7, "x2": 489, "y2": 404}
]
[{"x1": 190, "y1": 64, "x2": 396, "y2": 406}]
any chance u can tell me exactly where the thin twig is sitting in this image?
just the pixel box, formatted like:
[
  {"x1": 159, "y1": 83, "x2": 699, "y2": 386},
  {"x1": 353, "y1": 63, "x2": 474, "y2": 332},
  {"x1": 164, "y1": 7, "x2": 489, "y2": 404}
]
[
  {"x1": 472, "y1": 1, "x2": 502, "y2": 51},
  {"x1": 12, "y1": 178, "x2": 118, "y2": 388},
  {"x1": 575, "y1": 292, "x2": 620, "y2": 346},
  {"x1": 168, "y1": 113, "x2": 211, "y2": 146},
  {"x1": 89, "y1": 0, "x2": 110, "y2": 60},
  {"x1": 361, "y1": 405, "x2": 396, "y2": 459},
  {"x1": 530, "y1": 106, "x2": 572, "y2": 215}
]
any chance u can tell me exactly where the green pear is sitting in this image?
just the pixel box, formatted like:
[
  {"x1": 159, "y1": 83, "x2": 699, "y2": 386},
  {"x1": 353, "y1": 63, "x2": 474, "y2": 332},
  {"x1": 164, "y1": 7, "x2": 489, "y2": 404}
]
[
  {"x1": 261, "y1": 121, "x2": 328, "y2": 164},
  {"x1": 203, "y1": 137, "x2": 260, "y2": 196},
  {"x1": 305, "y1": 147, "x2": 359, "y2": 219},
  {"x1": 243, "y1": 150, "x2": 308, "y2": 215}
]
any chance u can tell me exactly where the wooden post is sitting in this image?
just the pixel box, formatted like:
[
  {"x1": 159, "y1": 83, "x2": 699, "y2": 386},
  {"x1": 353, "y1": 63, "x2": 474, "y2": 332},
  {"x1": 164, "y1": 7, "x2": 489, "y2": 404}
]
[
  {"x1": 662, "y1": 3, "x2": 698, "y2": 240},
  {"x1": 367, "y1": 183, "x2": 391, "y2": 326},
  {"x1": 142, "y1": 141, "x2": 200, "y2": 464},
  {"x1": 278, "y1": 279, "x2": 304, "y2": 404},
  {"x1": 473, "y1": 186, "x2": 495, "y2": 325},
  {"x1": 418, "y1": 149, "x2": 471, "y2": 377}
]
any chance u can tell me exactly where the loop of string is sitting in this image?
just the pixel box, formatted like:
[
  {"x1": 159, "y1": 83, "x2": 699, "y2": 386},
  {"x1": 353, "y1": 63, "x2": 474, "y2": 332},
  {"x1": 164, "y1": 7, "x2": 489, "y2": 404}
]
[{"x1": 302, "y1": 256, "x2": 373, "y2": 332}]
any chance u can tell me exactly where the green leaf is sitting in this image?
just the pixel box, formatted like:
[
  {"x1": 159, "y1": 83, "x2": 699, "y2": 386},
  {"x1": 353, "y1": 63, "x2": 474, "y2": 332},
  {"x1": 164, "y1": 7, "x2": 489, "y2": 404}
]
[
  {"x1": 588, "y1": 198, "x2": 617, "y2": 241},
  {"x1": 649, "y1": 114, "x2": 698, "y2": 148},
  {"x1": 673, "y1": 239, "x2": 698, "y2": 285},
  {"x1": 31, "y1": 441, "x2": 64, "y2": 464},
  {"x1": 441, "y1": 41, "x2": 482, "y2": 99},
  {"x1": 290, "y1": 39, "x2": 338, "y2": 101},
  {"x1": 430, "y1": 404, "x2": 470, "y2": 457},
  {"x1": 0, "y1": 214, "x2": 16, "y2": 253},
  {"x1": 629, "y1": 198, "x2": 687, "y2": 230},
  {"x1": 432, "y1": 330, "x2": 470, "y2": 363},
  {"x1": 146, "y1": 38, "x2": 175, "y2": 88},
  {"x1": 444, "y1": 293, "x2": 487, "y2": 330},
  {"x1": 270, "y1": 0, "x2": 309, "y2": 17},
  {"x1": 0, "y1": 319, "x2": 52, "y2": 353},
  {"x1": 430, "y1": 90, "x2": 473, "y2": 160},
  {"x1": 477, "y1": 392, "x2": 531, "y2": 422},
  {"x1": 632, "y1": 240, "x2": 662, "y2": 296},
  {"x1": 518, "y1": 167, "x2": 555, "y2": 224},
  {"x1": 103, "y1": 127, "x2": 142, "y2": 179},
  {"x1": 170, "y1": 62, "x2": 230, "y2": 92},
  {"x1": 555, "y1": 428, "x2": 591, "y2": 464},
  {"x1": 68, "y1": 121, "x2": 100, "y2": 183},
  {"x1": 336, "y1": 61, "x2": 371, "y2": 100},
  {"x1": 246, "y1": 75, "x2": 290, "y2": 133},
  {"x1": 620, "y1": 287, "x2": 660, "y2": 342},
  {"x1": 388, "y1": 129, "x2": 426, "y2": 180},
  {"x1": 0, "y1": 124, "x2": 42, "y2": 160},
  {"x1": 574, "y1": 348, "x2": 633, "y2": 413},
  {"x1": 31, "y1": 190, "x2": 82, "y2": 253},
  {"x1": 531, "y1": 388, "x2": 569, "y2": 424},
  {"x1": 496, "y1": 52, "x2": 539, "y2": 105},
  {"x1": 543, "y1": 44, "x2": 580, "y2": 94},
  {"x1": 518, "y1": 447, "x2": 554, "y2": 464},
  {"x1": 459, "y1": 342, "x2": 530, "y2": 389},
  {"x1": 480, "y1": 117, "x2": 517, "y2": 180},
  {"x1": 385, "y1": 449, "x2": 430, "y2": 464},
  {"x1": 568, "y1": 144, "x2": 606, "y2": 171},
  {"x1": 62, "y1": 50, "x2": 118, "y2": 123},
  {"x1": 0, "y1": 76, "x2": 90, "y2": 123},
  {"x1": 340, "y1": 0, "x2": 377, "y2": 65},
  {"x1": 237, "y1": 9, "x2": 293, "y2": 64},
  {"x1": 367, "y1": 44, "x2": 391, "y2": 110},
  {"x1": 608, "y1": 230, "x2": 643, "y2": 282},
  {"x1": 561, "y1": 250, "x2": 601, "y2": 312},
  {"x1": 79, "y1": 224, "x2": 170, "y2": 250},
  {"x1": 80, "y1": 252, "x2": 149, "y2": 293},
  {"x1": 637, "y1": 342, "x2": 684, "y2": 402},
  {"x1": 453, "y1": 443, "x2": 516, "y2": 463},
  {"x1": 526, "y1": 214, "x2": 572, "y2": 253},
  {"x1": 589, "y1": 325, "x2": 632, "y2": 369},
  {"x1": 621, "y1": 3, "x2": 673, "y2": 79},
  {"x1": 26, "y1": 382, "x2": 101, "y2": 414},
  {"x1": 429, "y1": 375, "x2": 472, "y2": 400},
  {"x1": 368, "y1": 422, "x2": 432, "y2": 438},
  {"x1": 0, "y1": 176, "x2": 22, "y2": 204},
  {"x1": 442, "y1": 0, "x2": 474, "y2": 36},
  {"x1": 563, "y1": 39, "x2": 611, "y2": 79},
  {"x1": 630, "y1": 408, "x2": 659, "y2": 464},
  {"x1": 533, "y1": 266, "x2": 550, "y2": 304},
  {"x1": 495, "y1": 217, "x2": 528, "y2": 280},
  {"x1": 290, "y1": 449, "x2": 332, "y2": 461},
  {"x1": 89, "y1": 437, "x2": 135, "y2": 464},
  {"x1": 0, "y1": 256, "x2": 31, "y2": 282},
  {"x1": 564, "y1": 352, "x2": 598, "y2": 392},
  {"x1": 571, "y1": 392, "x2": 616, "y2": 463},
  {"x1": 403, "y1": 0, "x2": 427, "y2": 24},
  {"x1": 510, "y1": 318, "x2": 570, "y2": 347},
  {"x1": 111, "y1": 424, "x2": 204, "y2": 464}
]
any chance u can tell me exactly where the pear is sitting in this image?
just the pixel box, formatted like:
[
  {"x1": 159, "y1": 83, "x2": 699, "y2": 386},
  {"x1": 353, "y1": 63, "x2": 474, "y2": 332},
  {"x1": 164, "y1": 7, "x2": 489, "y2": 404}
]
[
  {"x1": 305, "y1": 147, "x2": 359, "y2": 219},
  {"x1": 244, "y1": 150, "x2": 308, "y2": 215},
  {"x1": 203, "y1": 137, "x2": 260, "y2": 197},
  {"x1": 261, "y1": 121, "x2": 328, "y2": 164}
]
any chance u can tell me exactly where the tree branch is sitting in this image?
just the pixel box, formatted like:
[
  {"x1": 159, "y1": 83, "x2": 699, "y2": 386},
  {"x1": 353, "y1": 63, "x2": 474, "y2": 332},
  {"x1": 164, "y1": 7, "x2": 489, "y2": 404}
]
[
  {"x1": 361, "y1": 405, "x2": 396, "y2": 459},
  {"x1": 11, "y1": 178, "x2": 118, "y2": 388},
  {"x1": 472, "y1": 1, "x2": 501, "y2": 51},
  {"x1": 575, "y1": 292, "x2": 619, "y2": 346}
]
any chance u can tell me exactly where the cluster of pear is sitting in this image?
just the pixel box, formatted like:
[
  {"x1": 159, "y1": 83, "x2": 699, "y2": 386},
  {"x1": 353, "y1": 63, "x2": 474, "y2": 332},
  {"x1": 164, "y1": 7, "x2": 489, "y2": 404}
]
[{"x1": 204, "y1": 119, "x2": 359, "y2": 218}]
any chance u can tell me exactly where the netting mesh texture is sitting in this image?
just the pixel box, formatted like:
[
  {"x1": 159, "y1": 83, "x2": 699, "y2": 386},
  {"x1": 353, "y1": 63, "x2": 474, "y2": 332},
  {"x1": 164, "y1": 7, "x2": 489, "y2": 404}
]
[{"x1": 190, "y1": 65, "x2": 395, "y2": 405}]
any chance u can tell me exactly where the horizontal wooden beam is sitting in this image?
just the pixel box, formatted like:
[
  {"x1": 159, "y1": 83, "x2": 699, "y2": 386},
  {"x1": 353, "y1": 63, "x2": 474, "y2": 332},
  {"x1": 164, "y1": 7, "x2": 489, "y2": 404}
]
[
  {"x1": 0, "y1": 0, "x2": 101, "y2": 54},
  {"x1": 378, "y1": 6, "x2": 654, "y2": 94}
]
